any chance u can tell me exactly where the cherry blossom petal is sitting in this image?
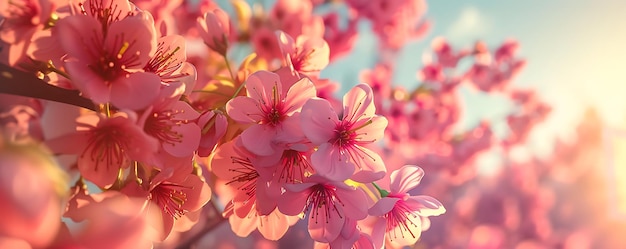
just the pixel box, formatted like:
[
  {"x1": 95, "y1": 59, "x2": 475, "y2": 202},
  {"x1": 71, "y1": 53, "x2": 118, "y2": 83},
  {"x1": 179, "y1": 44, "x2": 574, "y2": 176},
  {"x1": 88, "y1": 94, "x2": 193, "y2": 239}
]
[
  {"x1": 273, "y1": 114, "x2": 306, "y2": 144},
  {"x1": 389, "y1": 165, "x2": 424, "y2": 194},
  {"x1": 350, "y1": 146, "x2": 386, "y2": 183},
  {"x1": 334, "y1": 188, "x2": 368, "y2": 220},
  {"x1": 311, "y1": 143, "x2": 354, "y2": 182},
  {"x1": 370, "y1": 217, "x2": 386, "y2": 249},
  {"x1": 55, "y1": 15, "x2": 102, "y2": 62},
  {"x1": 276, "y1": 31, "x2": 295, "y2": 57},
  {"x1": 162, "y1": 122, "x2": 201, "y2": 157},
  {"x1": 342, "y1": 84, "x2": 375, "y2": 123},
  {"x1": 160, "y1": 212, "x2": 175, "y2": 241},
  {"x1": 77, "y1": 146, "x2": 124, "y2": 189},
  {"x1": 240, "y1": 124, "x2": 276, "y2": 156},
  {"x1": 405, "y1": 195, "x2": 446, "y2": 217},
  {"x1": 296, "y1": 36, "x2": 330, "y2": 72},
  {"x1": 234, "y1": 192, "x2": 256, "y2": 219},
  {"x1": 110, "y1": 72, "x2": 161, "y2": 110},
  {"x1": 308, "y1": 205, "x2": 344, "y2": 243},
  {"x1": 255, "y1": 180, "x2": 277, "y2": 216},
  {"x1": 245, "y1": 71, "x2": 282, "y2": 103},
  {"x1": 278, "y1": 187, "x2": 311, "y2": 216},
  {"x1": 64, "y1": 61, "x2": 110, "y2": 104},
  {"x1": 180, "y1": 175, "x2": 212, "y2": 212},
  {"x1": 210, "y1": 141, "x2": 240, "y2": 180},
  {"x1": 229, "y1": 213, "x2": 257, "y2": 237},
  {"x1": 301, "y1": 98, "x2": 338, "y2": 145},
  {"x1": 45, "y1": 132, "x2": 89, "y2": 155},
  {"x1": 356, "y1": 116, "x2": 388, "y2": 143},
  {"x1": 170, "y1": 101, "x2": 200, "y2": 120},
  {"x1": 368, "y1": 197, "x2": 400, "y2": 216},
  {"x1": 105, "y1": 14, "x2": 157, "y2": 68},
  {"x1": 353, "y1": 233, "x2": 375, "y2": 249},
  {"x1": 386, "y1": 212, "x2": 422, "y2": 246},
  {"x1": 226, "y1": 96, "x2": 261, "y2": 123},
  {"x1": 284, "y1": 78, "x2": 317, "y2": 115},
  {"x1": 257, "y1": 210, "x2": 291, "y2": 240},
  {"x1": 284, "y1": 182, "x2": 317, "y2": 193}
]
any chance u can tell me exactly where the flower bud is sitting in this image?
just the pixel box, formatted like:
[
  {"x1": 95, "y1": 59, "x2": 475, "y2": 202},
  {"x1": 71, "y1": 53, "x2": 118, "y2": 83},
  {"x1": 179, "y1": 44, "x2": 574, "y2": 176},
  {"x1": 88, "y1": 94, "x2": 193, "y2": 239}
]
[{"x1": 198, "y1": 8, "x2": 230, "y2": 55}]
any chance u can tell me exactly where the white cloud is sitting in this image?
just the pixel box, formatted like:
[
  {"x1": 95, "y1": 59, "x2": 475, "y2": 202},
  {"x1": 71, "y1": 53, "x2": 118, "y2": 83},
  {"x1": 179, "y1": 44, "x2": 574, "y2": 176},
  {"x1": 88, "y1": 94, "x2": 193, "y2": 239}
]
[{"x1": 446, "y1": 6, "x2": 490, "y2": 41}]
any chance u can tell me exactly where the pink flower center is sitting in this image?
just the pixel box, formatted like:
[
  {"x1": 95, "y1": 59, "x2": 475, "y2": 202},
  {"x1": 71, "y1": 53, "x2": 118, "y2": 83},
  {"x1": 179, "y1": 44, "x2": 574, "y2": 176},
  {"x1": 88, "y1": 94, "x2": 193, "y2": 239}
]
[
  {"x1": 81, "y1": 0, "x2": 130, "y2": 29},
  {"x1": 227, "y1": 156, "x2": 259, "y2": 198},
  {"x1": 83, "y1": 125, "x2": 129, "y2": 171},
  {"x1": 331, "y1": 119, "x2": 378, "y2": 170},
  {"x1": 384, "y1": 199, "x2": 420, "y2": 240},
  {"x1": 277, "y1": 150, "x2": 311, "y2": 183},
  {"x1": 291, "y1": 49, "x2": 316, "y2": 72},
  {"x1": 144, "y1": 110, "x2": 185, "y2": 146},
  {"x1": 144, "y1": 41, "x2": 182, "y2": 78},
  {"x1": 306, "y1": 184, "x2": 343, "y2": 224},
  {"x1": 332, "y1": 122, "x2": 358, "y2": 147},
  {"x1": 151, "y1": 182, "x2": 188, "y2": 219},
  {"x1": 259, "y1": 85, "x2": 286, "y2": 126},
  {"x1": 89, "y1": 36, "x2": 142, "y2": 82}
]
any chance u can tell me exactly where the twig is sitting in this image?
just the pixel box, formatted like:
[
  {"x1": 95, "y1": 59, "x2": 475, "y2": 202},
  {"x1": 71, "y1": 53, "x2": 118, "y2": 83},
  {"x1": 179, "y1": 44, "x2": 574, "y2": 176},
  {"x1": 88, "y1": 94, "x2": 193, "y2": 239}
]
[{"x1": 0, "y1": 63, "x2": 96, "y2": 111}]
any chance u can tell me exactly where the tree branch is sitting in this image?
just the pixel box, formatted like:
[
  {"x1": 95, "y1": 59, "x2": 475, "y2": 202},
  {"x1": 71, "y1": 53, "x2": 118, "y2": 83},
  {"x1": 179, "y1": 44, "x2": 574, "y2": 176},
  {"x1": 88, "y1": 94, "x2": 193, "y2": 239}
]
[{"x1": 0, "y1": 63, "x2": 96, "y2": 111}]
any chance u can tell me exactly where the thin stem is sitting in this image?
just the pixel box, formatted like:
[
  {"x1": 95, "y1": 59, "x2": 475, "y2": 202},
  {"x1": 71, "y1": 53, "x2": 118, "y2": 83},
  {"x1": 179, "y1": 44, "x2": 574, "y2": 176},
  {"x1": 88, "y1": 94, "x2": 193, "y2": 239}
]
[
  {"x1": 372, "y1": 182, "x2": 389, "y2": 198},
  {"x1": 223, "y1": 54, "x2": 236, "y2": 83},
  {"x1": 222, "y1": 55, "x2": 247, "y2": 99}
]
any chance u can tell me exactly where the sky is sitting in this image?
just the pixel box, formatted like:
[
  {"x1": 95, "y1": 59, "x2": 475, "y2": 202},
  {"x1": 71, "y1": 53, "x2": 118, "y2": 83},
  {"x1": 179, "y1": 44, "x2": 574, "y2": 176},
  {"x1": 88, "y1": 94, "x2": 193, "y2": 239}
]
[
  {"x1": 426, "y1": 0, "x2": 626, "y2": 126},
  {"x1": 322, "y1": 0, "x2": 626, "y2": 158}
]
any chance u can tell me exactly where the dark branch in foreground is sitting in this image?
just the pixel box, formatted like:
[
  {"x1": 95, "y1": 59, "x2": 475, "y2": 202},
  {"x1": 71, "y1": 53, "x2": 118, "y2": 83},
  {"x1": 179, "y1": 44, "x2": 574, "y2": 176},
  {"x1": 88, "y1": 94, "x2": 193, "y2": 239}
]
[{"x1": 0, "y1": 63, "x2": 96, "y2": 111}]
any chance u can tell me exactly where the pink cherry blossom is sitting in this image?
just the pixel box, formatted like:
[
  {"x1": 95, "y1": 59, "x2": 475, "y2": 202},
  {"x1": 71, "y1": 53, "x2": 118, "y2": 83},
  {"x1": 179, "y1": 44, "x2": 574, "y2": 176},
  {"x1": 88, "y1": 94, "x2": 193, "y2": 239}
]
[
  {"x1": 55, "y1": 8, "x2": 161, "y2": 110},
  {"x1": 122, "y1": 164, "x2": 212, "y2": 240},
  {"x1": 300, "y1": 83, "x2": 387, "y2": 182},
  {"x1": 46, "y1": 111, "x2": 158, "y2": 188},
  {"x1": 223, "y1": 201, "x2": 299, "y2": 241},
  {"x1": 278, "y1": 175, "x2": 369, "y2": 243},
  {"x1": 144, "y1": 35, "x2": 197, "y2": 89},
  {"x1": 226, "y1": 70, "x2": 316, "y2": 156},
  {"x1": 250, "y1": 27, "x2": 283, "y2": 61},
  {"x1": 368, "y1": 165, "x2": 445, "y2": 248},
  {"x1": 431, "y1": 37, "x2": 470, "y2": 68},
  {"x1": 276, "y1": 31, "x2": 330, "y2": 75},
  {"x1": 0, "y1": 0, "x2": 60, "y2": 65},
  {"x1": 139, "y1": 93, "x2": 201, "y2": 158},
  {"x1": 211, "y1": 139, "x2": 278, "y2": 217}
]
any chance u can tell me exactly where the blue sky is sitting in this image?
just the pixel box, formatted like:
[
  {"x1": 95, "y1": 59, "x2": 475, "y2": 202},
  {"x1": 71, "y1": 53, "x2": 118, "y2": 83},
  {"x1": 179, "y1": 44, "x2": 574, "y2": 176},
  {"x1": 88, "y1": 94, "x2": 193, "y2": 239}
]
[{"x1": 322, "y1": 0, "x2": 626, "y2": 159}]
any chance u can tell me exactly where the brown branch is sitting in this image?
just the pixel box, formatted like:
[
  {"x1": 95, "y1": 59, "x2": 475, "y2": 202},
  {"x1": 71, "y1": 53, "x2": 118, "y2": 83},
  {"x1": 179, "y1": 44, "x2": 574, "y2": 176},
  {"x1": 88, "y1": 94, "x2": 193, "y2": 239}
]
[
  {"x1": 175, "y1": 199, "x2": 227, "y2": 249},
  {"x1": 0, "y1": 63, "x2": 96, "y2": 111}
]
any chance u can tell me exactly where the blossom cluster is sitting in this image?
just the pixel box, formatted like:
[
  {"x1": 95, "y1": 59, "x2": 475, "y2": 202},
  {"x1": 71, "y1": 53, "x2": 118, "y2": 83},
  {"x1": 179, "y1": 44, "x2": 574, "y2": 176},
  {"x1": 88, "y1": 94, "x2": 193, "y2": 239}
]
[{"x1": 0, "y1": 0, "x2": 454, "y2": 248}]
